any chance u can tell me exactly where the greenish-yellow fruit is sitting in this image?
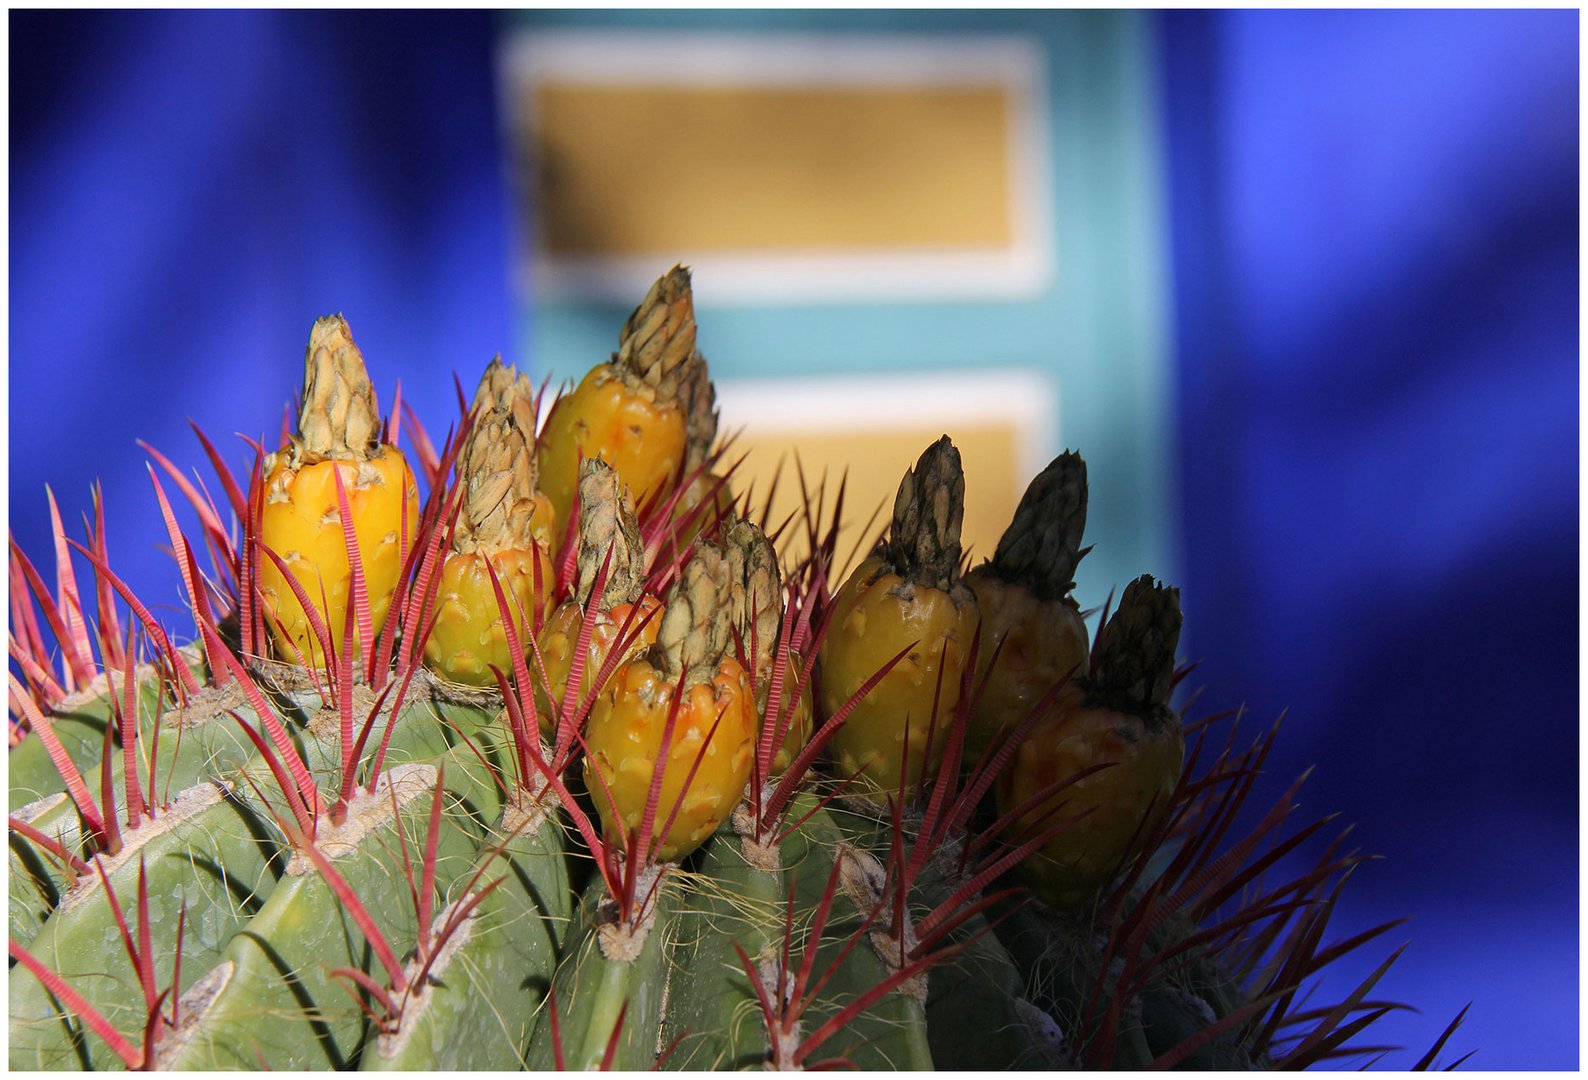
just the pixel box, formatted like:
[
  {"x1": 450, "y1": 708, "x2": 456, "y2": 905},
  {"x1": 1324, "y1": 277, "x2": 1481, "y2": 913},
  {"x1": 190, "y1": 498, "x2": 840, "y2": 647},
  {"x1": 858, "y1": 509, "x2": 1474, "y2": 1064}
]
[
  {"x1": 423, "y1": 358, "x2": 557, "y2": 686},
  {"x1": 820, "y1": 437, "x2": 978, "y2": 803}
]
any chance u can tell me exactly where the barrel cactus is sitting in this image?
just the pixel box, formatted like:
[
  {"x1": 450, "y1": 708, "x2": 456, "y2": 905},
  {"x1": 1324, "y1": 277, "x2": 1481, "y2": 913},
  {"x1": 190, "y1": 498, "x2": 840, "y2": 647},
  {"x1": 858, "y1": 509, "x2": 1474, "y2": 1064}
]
[{"x1": 8, "y1": 267, "x2": 1469, "y2": 1071}]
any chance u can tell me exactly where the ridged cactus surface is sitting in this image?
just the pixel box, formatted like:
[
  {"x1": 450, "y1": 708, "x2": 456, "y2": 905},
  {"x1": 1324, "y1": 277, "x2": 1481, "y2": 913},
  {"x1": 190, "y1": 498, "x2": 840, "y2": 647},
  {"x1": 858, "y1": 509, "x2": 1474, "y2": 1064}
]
[{"x1": 7, "y1": 268, "x2": 1469, "y2": 1071}]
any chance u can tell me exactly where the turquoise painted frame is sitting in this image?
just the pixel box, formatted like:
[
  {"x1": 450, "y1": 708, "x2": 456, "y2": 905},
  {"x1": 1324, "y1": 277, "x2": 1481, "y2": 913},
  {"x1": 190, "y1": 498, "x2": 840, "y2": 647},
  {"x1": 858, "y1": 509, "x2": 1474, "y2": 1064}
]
[{"x1": 504, "y1": 9, "x2": 1174, "y2": 615}]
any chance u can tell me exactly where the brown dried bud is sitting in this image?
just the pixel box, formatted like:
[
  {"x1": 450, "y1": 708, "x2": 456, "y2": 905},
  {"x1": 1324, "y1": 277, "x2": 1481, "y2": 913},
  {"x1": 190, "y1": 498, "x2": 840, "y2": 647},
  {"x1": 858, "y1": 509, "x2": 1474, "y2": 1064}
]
[
  {"x1": 653, "y1": 541, "x2": 732, "y2": 687},
  {"x1": 574, "y1": 458, "x2": 645, "y2": 609},
  {"x1": 616, "y1": 265, "x2": 697, "y2": 401},
  {"x1": 296, "y1": 314, "x2": 382, "y2": 462},
  {"x1": 678, "y1": 352, "x2": 720, "y2": 472},
  {"x1": 454, "y1": 357, "x2": 543, "y2": 555},
  {"x1": 988, "y1": 451, "x2": 1090, "y2": 601},
  {"x1": 725, "y1": 518, "x2": 782, "y2": 680},
  {"x1": 885, "y1": 436, "x2": 966, "y2": 593},
  {"x1": 1089, "y1": 574, "x2": 1182, "y2": 720}
]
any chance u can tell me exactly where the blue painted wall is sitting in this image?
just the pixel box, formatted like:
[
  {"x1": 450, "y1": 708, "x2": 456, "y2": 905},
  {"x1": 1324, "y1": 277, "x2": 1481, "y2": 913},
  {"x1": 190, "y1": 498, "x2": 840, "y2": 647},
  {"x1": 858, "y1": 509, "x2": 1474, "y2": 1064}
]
[
  {"x1": 9, "y1": 9, "x2": 515, "y2": 612},
  {"x1": 1161, "y1": 10, "x2": 1578, "y2": 1069},
  {"x1": 7, "y1": 8, "x2": 1577, "y2": 1069}
]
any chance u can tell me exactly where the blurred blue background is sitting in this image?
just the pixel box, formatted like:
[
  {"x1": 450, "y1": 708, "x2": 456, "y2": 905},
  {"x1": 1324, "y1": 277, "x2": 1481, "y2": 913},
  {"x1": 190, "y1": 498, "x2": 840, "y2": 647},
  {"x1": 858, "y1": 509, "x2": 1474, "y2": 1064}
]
[{"x1": 7, "y1": 9, "x2": 1577, "y2": 1068}]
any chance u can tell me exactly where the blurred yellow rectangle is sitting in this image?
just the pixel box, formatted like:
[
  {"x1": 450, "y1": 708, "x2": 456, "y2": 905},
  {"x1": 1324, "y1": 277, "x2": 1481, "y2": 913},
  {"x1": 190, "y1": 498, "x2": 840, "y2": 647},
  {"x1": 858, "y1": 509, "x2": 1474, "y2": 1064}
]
[
  {"x1": 500, "y1": 30, "x2": 1051, "y2": 302},
  {"x1": 730, "y1": 425, "x2": 1021, "y2": 579},
  {"x1": 714, "y1": 370, "x2": 1057, "y2": 576},
  {"x1": 532, "y1": 83, "x2": 1013, "y2": 255}
]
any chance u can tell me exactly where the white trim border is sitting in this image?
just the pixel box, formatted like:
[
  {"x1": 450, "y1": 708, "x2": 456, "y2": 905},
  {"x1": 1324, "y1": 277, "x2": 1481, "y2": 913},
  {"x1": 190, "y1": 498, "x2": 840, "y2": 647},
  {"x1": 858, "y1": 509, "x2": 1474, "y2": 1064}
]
[{"x1": 714, "y1": 367, "x2": 1059, "y2": 484}]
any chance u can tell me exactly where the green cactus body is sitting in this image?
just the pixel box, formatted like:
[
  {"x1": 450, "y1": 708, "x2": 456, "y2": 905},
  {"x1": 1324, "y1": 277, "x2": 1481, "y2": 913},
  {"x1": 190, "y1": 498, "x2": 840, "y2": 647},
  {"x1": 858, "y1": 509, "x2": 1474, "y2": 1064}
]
[
  {"x1": 152, "y1": 764, "x2": 477, "y2": 1070},
  {"x1": 4, "y1": 683, "x2": 545, "y2": 1072},
  {"x1": 791, "y1": 804, "x2": 936, "y2": 1071},
  {"x1": 9, "y1": 731, "x2": 91, "y2": 812},
  {"x1": 659, "y1": 801, "x2": 820, "y2": 1070},
  {"x1": 9, "y1": 650, "x2": 214, "y2": 810},
  {"x1": 9, "y1": 793, "x2": 76, "y2": 942},
  {"x1": 12, "y1": 685, "x2": 279, "y2": 833},
  {"x1": 797, "y1": 883, "x2": 934, "y2": 1070},
  {"x1": 4, "y1": 685, "x2": 502, "y2": 948},
  {"x1": 979, "y1": 886, "x2": 1265, "y2": 1070},
  {"x1": 8, "y1": 783, "x2": 281, "y2": 1070},
  {"x1": 7, "y1": 694, "x2": 285, "y2": 927},
  {"x1": 845, "y1": 817, "x2": 1067, "y2": 1070},
  {"x1": 359, "y1": 801, "x2": 572, "y2": 1071},
  {"x1": 527, "y1": 868, "x2": 681, "y2": 1071},
  {"x1": 661, "y1": 788, "x2": 961, "y2": 1072},
  {"x1": 924, "y1": 908, "x2": 1066, "y2": 1070}
]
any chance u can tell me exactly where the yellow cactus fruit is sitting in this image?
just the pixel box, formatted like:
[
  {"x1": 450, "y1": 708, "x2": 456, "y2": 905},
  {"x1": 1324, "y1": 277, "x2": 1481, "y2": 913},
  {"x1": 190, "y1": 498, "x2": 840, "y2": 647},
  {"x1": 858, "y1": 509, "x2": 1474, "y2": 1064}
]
[
  {"x1": 964, "y1": 451, "x2": 1092, "y2": 763},
  {"x1": 725, "y1": 518, "x2": 811, "y2": 776},
  {"x1": 537, "y1": 265, "x2": 700, "y2": 528},
  {"x1": 997, "y1": 575, "x2": 1185, "y2": 908},
  {"x1": 534, "y1": 459, "x2": 660, "y2": 735},
  {"x1": 423, "y1": 358, "x2": 558, "y2": 687},
  {"x1": 583, "y1": 542, "x2": 756, "y2": 863},
  {"x1": 819, "y1": 437, "x2": 979, "y2": 804},
  {"x1": 257, "y1": 314, "x2": 419, "y2": 668}
]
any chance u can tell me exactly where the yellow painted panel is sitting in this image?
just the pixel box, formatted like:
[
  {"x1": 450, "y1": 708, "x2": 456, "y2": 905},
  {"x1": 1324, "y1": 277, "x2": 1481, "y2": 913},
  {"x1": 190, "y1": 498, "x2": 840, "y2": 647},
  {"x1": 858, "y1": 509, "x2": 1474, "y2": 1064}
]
[
  {"x1": 727, "y1": 423, "x2": 1020, "y2": 579},
  {"x1": 530, "y1": 83, "x2": 1014, "y2": 256}
]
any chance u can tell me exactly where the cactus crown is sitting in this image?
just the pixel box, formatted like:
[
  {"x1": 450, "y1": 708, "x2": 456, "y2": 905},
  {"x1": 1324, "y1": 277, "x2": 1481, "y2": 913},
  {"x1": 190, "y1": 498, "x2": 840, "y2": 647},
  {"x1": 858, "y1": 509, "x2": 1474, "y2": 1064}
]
[
  {"x1": 882, "y1": 435, "x2": 966, "y2": 593},
  {"x1": 295, "y1": 313, "x2": 382, "y2": 462},
  {"x1": 454, "y1": 357, "x2": 542, "y2": 555},
  {"x1": 573, "y1": 458, "x2": 645, "y2": 610},
  {"x1": 987, "y1": 450, "x2": 1090, "y2": 601},
  {"x1": 615, "y1": 264, "x2": 697, "y2": 400},
  {"x1": 651, "y1": 541, "x2": 732, "y2": 687},
  {"x1": 1087, "y1": 574, "x2": 1182, "y2": 720},
  {"x1": 9, "y1": 282, "x2": 1467, "y2": 1075}
]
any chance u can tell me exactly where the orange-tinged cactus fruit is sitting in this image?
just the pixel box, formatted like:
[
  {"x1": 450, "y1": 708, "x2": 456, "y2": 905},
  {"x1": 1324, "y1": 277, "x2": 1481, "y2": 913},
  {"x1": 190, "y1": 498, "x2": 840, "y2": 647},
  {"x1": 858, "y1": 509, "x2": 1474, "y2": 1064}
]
[
  {"x1": 423, "y1": 358, "x2": 558, "y2": 687},
  {"x1": 966, "y1": 576, "x2": 1089, "y2": 757},
  {"x1": 998, "y1": 701, "x2": 1181, "y2": 907},
  {"x1": 964, "y1": 451, "x2": 1092, "y2": 762},
  {"x1": 582, "y1": 541, "x2": 754, "y2": 862},
  {"x1": 257, "y1": 315, "x2": 418, "y2": 668},
  {"x1": 997, "y1": 574, "x2": 1185, "y2": 908},
  {"x1": 584, "y1": 654, "x2": 755, "y2": 863},
  {"x1": 820, "y1": 437, "x2": 979, "y2": 803},
  {"x1": 535, "y1": 594, "x2": 662, "y2": 737},
  {"x1": 538, "y1": 266, "x2": 700, "y2": 528},
  {"x1": 538, "y1": 368, "x2": 688, "y2": 525}
]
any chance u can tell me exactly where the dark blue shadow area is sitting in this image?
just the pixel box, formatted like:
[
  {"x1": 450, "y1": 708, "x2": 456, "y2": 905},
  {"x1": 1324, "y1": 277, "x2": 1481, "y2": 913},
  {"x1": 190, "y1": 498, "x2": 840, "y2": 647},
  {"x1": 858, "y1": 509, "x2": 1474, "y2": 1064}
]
[
  {"x1": 1160, "y1": 9, "x2": 1578, "y2": 1069},
  {"x1": 10, "y1": 9, "x2": 515, "y2": 612}
]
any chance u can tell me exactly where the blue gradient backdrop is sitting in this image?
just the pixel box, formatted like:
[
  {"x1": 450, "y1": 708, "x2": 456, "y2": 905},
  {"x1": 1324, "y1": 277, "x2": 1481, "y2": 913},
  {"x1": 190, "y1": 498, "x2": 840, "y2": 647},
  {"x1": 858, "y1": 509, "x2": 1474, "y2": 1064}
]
[
  {"x1": 7, "y1": 9, "x2": 1578, "y2": 1069},
  {"x1": 1161, "y1": 11, "x2": 1577, "y2": 1069}
]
